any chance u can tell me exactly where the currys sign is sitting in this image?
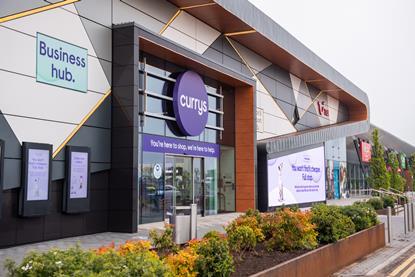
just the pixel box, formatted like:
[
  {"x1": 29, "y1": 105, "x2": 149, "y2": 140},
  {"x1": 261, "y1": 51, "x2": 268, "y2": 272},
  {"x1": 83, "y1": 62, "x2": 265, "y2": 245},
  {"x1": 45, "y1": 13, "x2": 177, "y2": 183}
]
[{"x1": 173, "y1": 71, "x2": 208, "y2": 136}]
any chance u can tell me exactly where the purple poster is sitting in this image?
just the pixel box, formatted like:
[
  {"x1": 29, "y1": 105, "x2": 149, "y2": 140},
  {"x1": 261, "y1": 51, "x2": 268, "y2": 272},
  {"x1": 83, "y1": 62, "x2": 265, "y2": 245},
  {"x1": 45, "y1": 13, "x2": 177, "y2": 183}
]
[
  {"x1": 27, "y1": 149, "x2": 50, "y2": 201},
  {"x1": 142, "y1": 134, "x2": 220, "y2": 158},
  {"x1": 70, "y1": 152, "x2": 88, "y2": 199}
]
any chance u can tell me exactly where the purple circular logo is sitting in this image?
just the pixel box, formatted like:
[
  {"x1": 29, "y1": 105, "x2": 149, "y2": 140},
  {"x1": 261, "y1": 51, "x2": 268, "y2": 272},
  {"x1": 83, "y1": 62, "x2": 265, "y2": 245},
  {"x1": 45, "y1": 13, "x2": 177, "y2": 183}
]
[{"x1": 173, "y1": 71, "x2": 208, "y2": 136}]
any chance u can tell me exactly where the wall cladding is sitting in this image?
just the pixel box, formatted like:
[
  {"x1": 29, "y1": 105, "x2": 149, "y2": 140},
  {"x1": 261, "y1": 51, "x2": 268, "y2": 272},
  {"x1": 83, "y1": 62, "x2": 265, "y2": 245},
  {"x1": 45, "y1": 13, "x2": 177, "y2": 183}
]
[{"x1": 0, "y1": 170, "x2": 109, "y2": 248}]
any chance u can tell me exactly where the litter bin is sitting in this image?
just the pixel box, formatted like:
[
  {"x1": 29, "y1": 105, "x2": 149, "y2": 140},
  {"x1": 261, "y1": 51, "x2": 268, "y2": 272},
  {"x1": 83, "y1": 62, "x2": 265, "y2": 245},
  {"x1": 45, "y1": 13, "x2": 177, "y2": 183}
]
[{"x1": 169, "y1": 204, "x2": 197, "y2": 244}]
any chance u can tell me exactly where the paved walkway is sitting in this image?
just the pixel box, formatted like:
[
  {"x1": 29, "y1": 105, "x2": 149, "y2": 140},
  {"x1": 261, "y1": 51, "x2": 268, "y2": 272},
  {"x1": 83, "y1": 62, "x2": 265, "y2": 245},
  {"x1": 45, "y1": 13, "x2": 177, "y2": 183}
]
[
  {"x1": 0, "y1": 213, "x2": 240, "y2": 276},
  {"x1": 335, "y1": 214, "x2": 415, "y2": 276}
]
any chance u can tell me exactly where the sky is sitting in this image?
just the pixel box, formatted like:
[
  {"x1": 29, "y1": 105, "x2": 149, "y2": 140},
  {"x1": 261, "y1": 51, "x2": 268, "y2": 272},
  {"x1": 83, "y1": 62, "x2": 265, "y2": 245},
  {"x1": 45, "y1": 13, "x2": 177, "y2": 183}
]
[{"x1": 249, "y1": 0, "x2": 415, "y2": 146}]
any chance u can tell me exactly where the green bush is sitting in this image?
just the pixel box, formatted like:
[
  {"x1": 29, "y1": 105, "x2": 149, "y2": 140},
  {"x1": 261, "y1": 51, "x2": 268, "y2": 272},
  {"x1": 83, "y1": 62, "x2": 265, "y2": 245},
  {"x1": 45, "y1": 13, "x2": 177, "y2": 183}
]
[
  {"x1": 149, "y1": 224, "x2": 178, "y2": 257},
  {"x1": 311, "y1": 204, "x2": 356, "y2": 244},
  {"x1": 191, "y1": 231, "x2": 234, "y2": 277},
  {"x1": 366, "y1": 197, "x2": 384, "y2": 210},
  {"x1": 226, "y1": 225, "x2": 257, "y2": 253},
  {"x1": 342, "y1": 202, "x2": 378, "y2": 231},
  {"x1": 382, "y1": 195, "x2": 396, "y2": 208},
  {"x1": 4, "y1": 245, "x2": 169, "y2": 277},
  {"x1": 261, "y1": 208, "x2": 318, "y2": 251}
]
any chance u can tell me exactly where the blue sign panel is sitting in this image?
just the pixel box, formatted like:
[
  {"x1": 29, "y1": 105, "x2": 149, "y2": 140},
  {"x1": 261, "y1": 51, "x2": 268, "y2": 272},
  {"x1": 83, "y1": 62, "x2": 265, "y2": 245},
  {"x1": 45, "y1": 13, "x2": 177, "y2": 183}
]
[
  {"x1": 36, "y1": 33, "x2": 88, "y2": 92},
  {"x1": 142, "y1": 134, "x2": 220, "y2": 158},
  {"x1": 172, "y1": 71, "x2": 209, "y2": 136}
]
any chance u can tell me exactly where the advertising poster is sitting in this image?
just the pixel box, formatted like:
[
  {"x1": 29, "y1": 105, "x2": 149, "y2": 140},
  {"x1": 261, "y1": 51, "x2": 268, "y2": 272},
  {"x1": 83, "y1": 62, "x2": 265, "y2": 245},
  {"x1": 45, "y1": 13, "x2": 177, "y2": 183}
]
[
  {"x1": 267, "y1": 146, "x2": 326, "y2": 207},
  {"x1": 27, "y1": 149, "x2": 50, "y2": 201},
  {"x1": 70, "y1": 152, "x2": 89, "y2": 199}
]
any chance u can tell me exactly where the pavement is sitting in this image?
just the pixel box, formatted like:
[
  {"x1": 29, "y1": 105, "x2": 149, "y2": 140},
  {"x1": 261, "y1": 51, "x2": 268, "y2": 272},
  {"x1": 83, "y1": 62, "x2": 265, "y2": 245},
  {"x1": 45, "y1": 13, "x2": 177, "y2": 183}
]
[
  {"x1": 334, "y1": 213, "x2": 415, "y2": 276},
  {"x1": 0, "y1": 212, "x2": 240, "y2": 276}
]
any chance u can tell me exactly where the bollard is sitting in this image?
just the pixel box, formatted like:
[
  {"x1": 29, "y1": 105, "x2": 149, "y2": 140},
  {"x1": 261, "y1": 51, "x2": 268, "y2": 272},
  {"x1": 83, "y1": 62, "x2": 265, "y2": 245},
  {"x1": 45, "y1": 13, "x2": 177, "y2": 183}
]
[
  {"x1": 406, "y1": 203, "x2": 411, "y2": 233},
  {"x1": 404, "y1": 204, "x2": 408, "y2": 235},
  {"x1": 406, "y1": 203, "x2": 412, "y2": 232},
  {"x1": 410, "y1": 202, "x2": 413, "y2": 232},
  {"x1": 190, "y1": 204, "x2": 197, "y2": 240},
  {"x1": 412, "y1": 203, "x2": 415, "y2": 230},
  {"x1": 387, "y1": 206, "x2": 392, "y2": 243}
]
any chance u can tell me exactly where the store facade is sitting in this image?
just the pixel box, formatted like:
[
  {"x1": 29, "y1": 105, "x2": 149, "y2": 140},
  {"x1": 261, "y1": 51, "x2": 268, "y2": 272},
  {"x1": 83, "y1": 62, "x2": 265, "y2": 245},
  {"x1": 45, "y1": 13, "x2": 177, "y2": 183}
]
[{"x1": 0, "y1": 0, "x2": 369, "y2": 247}]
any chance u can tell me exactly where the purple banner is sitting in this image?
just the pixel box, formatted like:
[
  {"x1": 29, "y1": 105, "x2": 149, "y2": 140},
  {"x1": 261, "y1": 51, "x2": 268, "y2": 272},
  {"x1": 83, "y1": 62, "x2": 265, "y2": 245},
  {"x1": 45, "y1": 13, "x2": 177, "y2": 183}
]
[{"x1": 142, "y1": 134, "x2": 220, "y2": 158}]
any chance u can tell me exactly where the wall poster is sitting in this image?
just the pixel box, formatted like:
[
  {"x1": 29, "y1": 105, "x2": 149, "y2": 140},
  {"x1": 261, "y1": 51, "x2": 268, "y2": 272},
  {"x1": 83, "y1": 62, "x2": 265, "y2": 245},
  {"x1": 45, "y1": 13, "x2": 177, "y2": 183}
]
[{"x1": 69, "y1": 152, "x2": 89, "y2": 199}]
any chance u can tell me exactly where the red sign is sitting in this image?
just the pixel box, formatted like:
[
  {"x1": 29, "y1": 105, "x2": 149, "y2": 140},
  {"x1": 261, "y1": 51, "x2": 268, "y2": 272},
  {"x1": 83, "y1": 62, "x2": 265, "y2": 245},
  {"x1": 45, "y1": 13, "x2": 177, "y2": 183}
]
[
  {"x1": 317, "y1": 101, "x2": 329, "y2": 117},
  {"x1": 360, "y1": 141, "x2": 372, "y2": 163}
]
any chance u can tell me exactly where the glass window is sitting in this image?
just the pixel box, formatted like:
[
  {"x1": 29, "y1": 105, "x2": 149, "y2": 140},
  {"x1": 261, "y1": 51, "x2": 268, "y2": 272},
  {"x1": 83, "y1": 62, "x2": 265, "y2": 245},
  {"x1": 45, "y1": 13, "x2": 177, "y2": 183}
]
[
  {"x1": 146, "y1": 96, "x2": 163, "y2": 114},
  {"x1": 204, "y1": 157, "x2": 218, "y2": 215},
  {"x1": 142, "y1": 117, "x2": 165, "y2": 136},
  {"x1": 219, "y1": 146, "x2": 235, "y2": 212},
  {"x1": 146, "y1": 75, "x2": 168, "y2": 95},
  {"x1": 207, "y1": 112, "x2": 218, "y2": 127},
  {"x1": 140, "y1": 152, "x2": 165, "y2": 224},
  {"x1": 204, "y1": 129, "x2": 217, "y2": 143},
  {"x1": 208, "y1": 95, "x2": 219, "y2": 110}
]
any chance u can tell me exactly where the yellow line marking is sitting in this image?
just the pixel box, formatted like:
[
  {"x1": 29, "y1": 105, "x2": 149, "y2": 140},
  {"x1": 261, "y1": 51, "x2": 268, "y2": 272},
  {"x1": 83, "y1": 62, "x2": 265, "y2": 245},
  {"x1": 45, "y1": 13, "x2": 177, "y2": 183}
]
[
  {"x1": 224, "y1": 30, "x2": 256, "y2": 36},
  {"x1": 52, "y1": 89, "x2": 111, "y2": 158},
  {"x1": 0, "y1": 0, "x2": 80, "y2": 24},
  {"x1": 389, "y1": 252, "x2": 415, "y2": 276},
  {"x1": 400, "y1": 261, "x2": 415, "y2": 277},
  {"x1": 159, "y1": 9, "x2": 182, "y2": 35}
]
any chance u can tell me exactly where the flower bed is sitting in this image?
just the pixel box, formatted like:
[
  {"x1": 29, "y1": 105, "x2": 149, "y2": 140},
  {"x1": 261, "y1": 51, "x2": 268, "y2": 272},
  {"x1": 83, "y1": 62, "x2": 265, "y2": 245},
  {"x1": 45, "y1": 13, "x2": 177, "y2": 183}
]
[{"x1": 5, "y1": 203, "x2": 385, "y2": 277}]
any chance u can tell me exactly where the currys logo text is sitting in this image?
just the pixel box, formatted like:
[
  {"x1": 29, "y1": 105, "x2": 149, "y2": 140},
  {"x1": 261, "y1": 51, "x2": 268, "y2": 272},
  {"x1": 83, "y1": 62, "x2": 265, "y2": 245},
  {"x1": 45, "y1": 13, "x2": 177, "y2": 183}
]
[{"x1": 179, "y1": 95, "x2": 208, "y2": 116}]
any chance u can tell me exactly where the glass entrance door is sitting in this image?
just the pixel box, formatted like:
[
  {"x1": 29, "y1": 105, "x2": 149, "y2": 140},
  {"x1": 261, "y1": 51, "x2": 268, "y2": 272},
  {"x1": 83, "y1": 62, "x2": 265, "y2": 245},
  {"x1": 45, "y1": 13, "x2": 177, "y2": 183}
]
[{"x1": 165, "y1": 155, "x2": 204, "y2": 217}]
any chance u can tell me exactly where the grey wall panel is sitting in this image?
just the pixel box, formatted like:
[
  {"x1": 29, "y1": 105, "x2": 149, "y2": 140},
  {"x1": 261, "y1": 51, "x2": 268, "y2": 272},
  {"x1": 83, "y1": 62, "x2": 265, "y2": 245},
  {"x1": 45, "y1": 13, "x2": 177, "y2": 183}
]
[
  {"x1": 51, "y1": 160, "x2": 110, "y2": 180},
  {"x1": 257, "y1": 73, "x2": 277, "y2": 97},
  {"x1": 3, "y1": 158, "x2": 20, "y2": 190},
  {"x1": 0, "y1": 113, "x2": 21, "y2": 159},
  {"x1": 0, "y1": 0, "x2": 46, "y2": 17},
  {"x1": 78, "y1": 17, "x2": 112, "y2": 80},
  {"x1": 84, "y1": 97, "x2": 111, "y2": 129},
  {"x1": 74, "y1": 0, "x2": 112, "y2": 28},
  {"x1": 261, "y1": 64, "x2": 292, "y2": 89},
  {"x1": 276, "y1": 81, "x2": 295, "y2": 105},
  {"x1": 62, "y1": 127, "x2": 111, "y2": 163}
]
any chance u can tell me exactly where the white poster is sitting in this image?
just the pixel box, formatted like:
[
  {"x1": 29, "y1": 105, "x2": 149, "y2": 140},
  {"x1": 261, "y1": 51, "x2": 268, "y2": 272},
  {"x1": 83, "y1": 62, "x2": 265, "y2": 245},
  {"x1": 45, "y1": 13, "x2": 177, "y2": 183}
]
[
  {"x1": 267, "y1": 146, "x2": 326, "y2": 207},
  {"x1": 27, "y1": 149, "x2": 50, "y2": 201},
  {"x1": 70, "y1": 152, "x2": 89, "y2": 199}
]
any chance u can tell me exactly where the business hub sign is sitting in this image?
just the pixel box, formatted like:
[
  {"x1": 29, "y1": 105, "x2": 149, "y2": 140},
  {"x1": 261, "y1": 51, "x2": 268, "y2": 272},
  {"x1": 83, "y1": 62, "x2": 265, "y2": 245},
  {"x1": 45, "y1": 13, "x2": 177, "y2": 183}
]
[
  {"x1": 36, "y1": 33, "x2": 88, "y2": 92},
  {"x1": 267, "y1": 146, "x2": 326, "y2": 207},
  {"x1": 173, "y1": 71, "x2": 208, "y2": 136}
]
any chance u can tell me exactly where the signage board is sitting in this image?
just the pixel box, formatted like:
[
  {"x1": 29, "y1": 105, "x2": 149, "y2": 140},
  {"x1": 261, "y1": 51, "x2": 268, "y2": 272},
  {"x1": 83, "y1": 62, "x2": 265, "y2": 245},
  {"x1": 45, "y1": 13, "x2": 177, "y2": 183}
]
[
  {"x1": 27, "y1": 149, "x2": 50, "y2": 201},
  {"x1": 172, "y1": 71, "x2": 208, "y2": 136},
  {"x1": 36, "y1": 33, "x2": 88, "y2": 92},
  {"x1": 267, "y1": 146, "x2": 326, "y2": 207},
  {"x1": 63, "y1": 146, "x2": 91, "y2": 213},
  {"x1": 360, "y1": 141, "x2": 372, "y2": 163},
  {"x1": 142, "y1": 134, "x2": 220, "y2": 158},
  {"x1": 317, "y1": 100, "x2": 329, "y2": 117},
  {"x1": 19, "y1": 142, "x2": 52, "y2": 217}
]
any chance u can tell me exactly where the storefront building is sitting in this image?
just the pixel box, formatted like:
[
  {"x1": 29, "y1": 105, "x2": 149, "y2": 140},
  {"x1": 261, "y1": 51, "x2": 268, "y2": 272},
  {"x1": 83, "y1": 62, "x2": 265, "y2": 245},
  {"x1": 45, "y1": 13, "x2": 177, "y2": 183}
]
[{"x1": 0, "y1": 0, "x2": 369, "y2": 247}]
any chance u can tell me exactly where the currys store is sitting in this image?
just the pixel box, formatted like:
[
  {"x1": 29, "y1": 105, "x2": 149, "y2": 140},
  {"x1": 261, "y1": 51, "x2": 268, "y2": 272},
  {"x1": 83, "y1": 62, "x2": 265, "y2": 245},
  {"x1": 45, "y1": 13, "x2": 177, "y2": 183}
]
[{"x1": 112, "y1": 25, "x2": 257, "y2": 226}]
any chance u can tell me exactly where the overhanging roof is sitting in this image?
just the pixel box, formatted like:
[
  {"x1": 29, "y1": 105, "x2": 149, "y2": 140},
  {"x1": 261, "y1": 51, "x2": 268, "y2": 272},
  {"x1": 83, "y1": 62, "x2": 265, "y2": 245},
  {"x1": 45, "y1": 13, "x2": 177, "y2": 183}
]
[{"x1": 166, "y1": 0, "x2": 370, "y2": 152}]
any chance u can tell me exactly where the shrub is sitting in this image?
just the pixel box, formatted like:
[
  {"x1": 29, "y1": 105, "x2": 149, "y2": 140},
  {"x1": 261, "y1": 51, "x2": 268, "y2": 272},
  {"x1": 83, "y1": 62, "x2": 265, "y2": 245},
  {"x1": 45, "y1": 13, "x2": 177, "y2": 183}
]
[
  {"x1": 165, "y1": 247, "x2": 198, "y2": 277},
  {"x1": 226, "y1": 225, "x2": 257, "y2": 253},
  {"x1": 149, "y1": 224, "x2": 178, "y2": 257},
  {"x1": 261, "y1": 208, "x2": 318, "y2": 251},
  {"x1": 382, "y1": 195, "x2": 396, "y2": 208},
  {"x1": 366, "y1": 197, "x2": 384, "y2": 210},
  {"x1": 117, "y1": 240, "x2": 152, "y2": 255},
  {"x1": 190, "y1": 231, "x2": 234, "y2": 277},
  {"x1": 343, "y1": 202, "x2": 378, "y2": 231},
  {"x1": 225, "y1": 215, "x2": 264, "y2": 243},
  {"x1": 311, "y1": 204, "x2": 356, "y2": 244},
  {"x1": 4, "y1": 245, "x2": 169, "y2": 277},
  {"x1": 244, "y1": 208, "x2": 263, "y2": 224}
]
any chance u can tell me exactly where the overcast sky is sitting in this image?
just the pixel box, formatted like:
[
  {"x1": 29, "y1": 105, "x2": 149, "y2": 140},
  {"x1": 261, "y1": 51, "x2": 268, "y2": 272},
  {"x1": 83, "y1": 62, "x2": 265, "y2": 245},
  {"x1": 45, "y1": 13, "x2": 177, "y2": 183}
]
[{"x1": 249, "y1": 0, "x2": 415, "y2": 146}]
